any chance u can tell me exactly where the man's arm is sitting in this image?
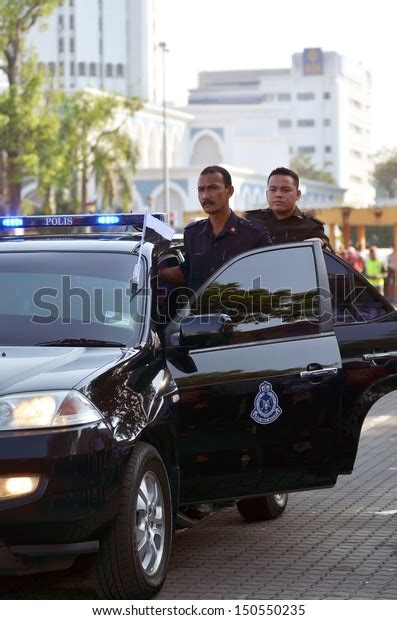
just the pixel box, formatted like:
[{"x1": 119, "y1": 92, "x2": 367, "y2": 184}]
[
  {"x1": 158, "y1": 265, "x2": 186, "y2": 284},
  {"x1": 159, "y1": 230, "x2": 190, "y2": 285}
]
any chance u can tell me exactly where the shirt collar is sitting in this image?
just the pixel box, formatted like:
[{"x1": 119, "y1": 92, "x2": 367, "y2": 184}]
[
  {"x1": 202, "y1": 209, "x2": 239, "y2": 236},
  {"x1": 270, "y1": 205, "x2": 302, "y2": 221}
]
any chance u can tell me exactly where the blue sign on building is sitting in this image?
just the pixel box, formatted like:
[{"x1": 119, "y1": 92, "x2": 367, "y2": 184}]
[{"x1": 303, "y1": 48, "x2": 324, "y2": 75}]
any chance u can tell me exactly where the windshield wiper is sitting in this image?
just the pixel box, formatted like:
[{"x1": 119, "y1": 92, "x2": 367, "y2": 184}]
[{"x1": 36, "y1": 338, "x2": 125, "y2": 347}]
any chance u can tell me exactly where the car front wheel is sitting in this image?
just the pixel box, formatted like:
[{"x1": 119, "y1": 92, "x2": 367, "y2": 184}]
[
  {"x1": 236, "y1": 493, "x2": 288, "y2": 522},
  {"x1": 94, "y1": 443, "x2": 172, "y2": 599}
]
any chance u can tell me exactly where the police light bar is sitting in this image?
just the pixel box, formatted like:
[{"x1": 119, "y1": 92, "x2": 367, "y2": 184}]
[{"x1": 0, "y1": 213, "x2": 166, "y2": 230}]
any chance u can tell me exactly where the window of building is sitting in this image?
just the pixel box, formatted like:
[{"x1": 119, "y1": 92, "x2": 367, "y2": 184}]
[
  {"x1": 106, "y1": 63, "x2": 113, "y2": 77},
  {"x1": 70, "y1": 15, "x2": 74, "y2": 30},
  {"x1": 297, "y1": 92, "x2": 315, "y2": 101},
  {"x1": 277, "y1": 93, "x2": 291, "y2": 101},
  {"x1": 116, "y1": 63, "x2": 124, "y2": 78},
  {"x1": 191, "y1": 246, "x2": 320, "y2": 344},
  {"x1": 59, "y1": 61, "x2": 64, "y2": 76},
  {"x1": 323, "y1": 92, "x2": 331, "y2": 100},
  {"x1": 78, "y1": 62, "x2": 86, "y2": 76},
  {"x1": 70, "y1": 61, "x2": 75, "y2": 76},
  {"x1": 70, "y1": 37, "x2": 74, "y2": 52},
  {"x1": 323, "y1": 118, "x2": 331, "y2": 126},
  {"x1": 278, "y1": 119, "x2": 292, "y2": 128},
  {"x1": 262, "y1": 93, "x2": 275, "y2": 102},
  {"x1": 58, "y1": 15, "x2": 64, "y2": 29},
  {"x1": 69, "y1": 0, "x2": 74, "y2": 6},
  {"x1": 48, "y1": 62, "x2": 56, "y2": 76},
  {"x1": 89, "y1": 62, "x2": 97, "y2": 77},
  {"x1": 325, "y1": 145, "x2": 332, "y2": 153},
  {"x1": 297, "y1": 119, "x2": 315, "y2": 127},
  {"x1": 58, "y1": 37, "x2": 64, "y2": 53},
  {"x1": 298, "y1": 146, "x2": 316, "y2": 154}
]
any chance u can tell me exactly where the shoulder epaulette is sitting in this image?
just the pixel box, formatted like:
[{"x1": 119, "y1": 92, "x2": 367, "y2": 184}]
[
  {"x1": 302, "y1": 211, "x2": 326, "y2": 225},
  {"x1": 247, "y1": 208, "x2": 270, "y2": 215},
  {"x1": 185, "y1": 218, "x2": 206, "y2": 230}
]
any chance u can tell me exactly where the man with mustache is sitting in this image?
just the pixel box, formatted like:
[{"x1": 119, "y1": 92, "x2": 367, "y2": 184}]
[
  {"x1": 159, "y1": 165, "x2": 272, "y2": 291},
  {"x1": 246, "y1": 167, "x2": 330, "y2": 247}
]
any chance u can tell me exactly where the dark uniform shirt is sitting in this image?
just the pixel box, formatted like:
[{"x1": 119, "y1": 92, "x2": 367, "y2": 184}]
[
  {"x1": 182, "y1": 210, "x2": 272, "y2": 291},
  {"x1": 246, "y1": 206, "x2": 331, "y2": 247}
]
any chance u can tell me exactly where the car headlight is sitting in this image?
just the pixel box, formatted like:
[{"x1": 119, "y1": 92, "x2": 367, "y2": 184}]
[{"x1": 0, "y1": 390, "x2": 102, "y2": 431}]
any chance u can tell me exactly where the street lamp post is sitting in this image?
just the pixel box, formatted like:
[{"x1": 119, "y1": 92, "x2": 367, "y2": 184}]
[{"x1": 158, "y1": 42, "x2": 170, "y2": 222}]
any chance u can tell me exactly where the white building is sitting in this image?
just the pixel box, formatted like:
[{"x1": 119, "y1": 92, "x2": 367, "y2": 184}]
[
  {"x1": 188, "y1": 49, "x2": 373, "y2": 207},
  {"x1": 26, "y1": 8, "x2": 347, "y2": 226},
  {"x1": 28, "y1": 0, "x2": 157, "y2": 102}
]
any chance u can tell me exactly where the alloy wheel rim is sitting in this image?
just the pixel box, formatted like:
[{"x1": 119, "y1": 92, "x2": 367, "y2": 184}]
[{"x1": 135, "y1": 471, "x2": 165, "y2": 576}]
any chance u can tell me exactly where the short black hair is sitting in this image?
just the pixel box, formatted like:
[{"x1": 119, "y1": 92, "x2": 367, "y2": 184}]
[
  {"x1": 268, "y1": 167, "x2": 300, "y2": 189},
  {"x1": 200, "y1": 165, "x2": 232, "y2": 187}
]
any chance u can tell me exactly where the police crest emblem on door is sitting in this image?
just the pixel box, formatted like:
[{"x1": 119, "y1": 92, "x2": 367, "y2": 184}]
[{"x1": 251, "y1": 381, "x2": 282, "y2": 425}]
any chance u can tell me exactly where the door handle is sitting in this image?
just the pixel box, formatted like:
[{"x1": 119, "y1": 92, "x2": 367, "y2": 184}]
[
  {"x1": 300, "y1": 367, "x2": 338, "y2": 379},
  {"x1": 362, "y1": 352, "x2": 397, "y2": 362}
]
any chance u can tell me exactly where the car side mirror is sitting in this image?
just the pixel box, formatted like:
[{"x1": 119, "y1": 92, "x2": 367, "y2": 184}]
[{"x1": 170, "y1": 313, "x2": 233, "y2": 349}]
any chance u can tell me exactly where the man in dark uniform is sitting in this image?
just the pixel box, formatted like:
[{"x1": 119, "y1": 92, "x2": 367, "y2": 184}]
[
  {"x1": 159, "y1": 165, "x2": 272, "y2": 291},
  {"x1": 246, "y1": 166, "x2": 331, "y2": 247}
]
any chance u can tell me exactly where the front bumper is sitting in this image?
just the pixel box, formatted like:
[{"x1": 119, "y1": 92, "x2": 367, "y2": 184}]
[
  {"x1": 0, "y1": 540, "x2": 99, "y2": 575},
  {"x1": 0, "y1": 423, "x2": 129, "y2": 553}
]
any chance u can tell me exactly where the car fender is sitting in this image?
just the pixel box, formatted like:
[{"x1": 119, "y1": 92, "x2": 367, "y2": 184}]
[{"x1": 340, "y1": 373, "x2": 397, "y2": 473}]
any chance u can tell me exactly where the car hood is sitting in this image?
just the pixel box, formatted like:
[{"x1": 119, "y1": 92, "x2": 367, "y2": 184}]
[{"x1": 0, "y1": 346, "x2": 125, "y2": 395}]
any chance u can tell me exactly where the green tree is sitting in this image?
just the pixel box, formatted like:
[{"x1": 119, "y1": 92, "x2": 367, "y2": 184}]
[
  {"x1": 290, "y1": 153, "x2": 336, "y2": 184},
  {"x1": 39, "y1": 90, "x2": 141, "y2": 213},
  {"x1": 0, "y1": 0, "x2": 62, "y2": 214},
  {"x1": 373, "y1": 149, "x2": 397, "y2": 199}
]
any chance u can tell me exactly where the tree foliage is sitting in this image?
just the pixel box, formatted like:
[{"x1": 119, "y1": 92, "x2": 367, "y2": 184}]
[
  {"x1": 0, "y1": 0, "x2": 62, "y2": 214},
  {"x1": 373, "y1": 150, "x2": 397, "y2": 199},
  {"x1": 38, "y1": 90, "x2": 141, "y2": 213},
  {"x1": 290, "y1": 153, "x2": 336, "y2": 185},
  {"x1": 0, "y1": 1, "x2": 141, "y2": 215}
]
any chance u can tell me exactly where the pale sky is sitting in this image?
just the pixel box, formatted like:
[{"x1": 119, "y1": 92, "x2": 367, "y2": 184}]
[{"x1": 156, "y1": 0, "x2": 397, "y2": 153}]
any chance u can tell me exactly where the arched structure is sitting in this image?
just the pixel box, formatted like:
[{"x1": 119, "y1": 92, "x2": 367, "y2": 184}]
[
  {"x1": 151, "y1": 182, "x2": 187, "y2": 229},
  {"x1": 148, "y1": 124, "x2": 161, "y2": 168},
  {"x1": 190, "y1": 130, "x2": 223, "y2": 166},
  {"x1": 135, "y1": 122, "x2": 147, "y2": 167}
]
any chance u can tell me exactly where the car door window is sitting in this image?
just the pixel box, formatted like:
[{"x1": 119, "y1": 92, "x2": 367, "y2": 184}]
[
  {"x1": 324, "y1": 253, "x2": 392, "y2": 324},
  {"x1": 351, "y1": 273, "x2": 393, "y2": 322},
  {"x1": 191, "y1": 246, "x2": 320, "y2": 344}
]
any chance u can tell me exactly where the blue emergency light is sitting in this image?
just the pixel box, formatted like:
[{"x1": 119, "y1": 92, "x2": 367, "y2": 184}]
[{"x1": 0, "y1": 212, "x2": 166, "y2": 231}]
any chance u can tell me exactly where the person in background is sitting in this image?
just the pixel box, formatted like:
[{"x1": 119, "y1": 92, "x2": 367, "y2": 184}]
[
  {"x1": 346, "y1": 246, "x2": 365, "y2": 273},
  {"x1": 246, "y1": 167, "x2": 331, "y2": 248},
  {"x1": 364, "y1": 245, "x2": 388, "y2": 294}
]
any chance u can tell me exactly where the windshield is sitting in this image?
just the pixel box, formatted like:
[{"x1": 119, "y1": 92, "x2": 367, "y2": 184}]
[{"x1": 0, "y1": 251, "x2": 146, "y2": 347}]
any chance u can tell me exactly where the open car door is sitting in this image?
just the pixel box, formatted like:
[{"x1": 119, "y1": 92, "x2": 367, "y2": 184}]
[{"x1": 166, "y1": 242, "x2": 344, "y2": 505}]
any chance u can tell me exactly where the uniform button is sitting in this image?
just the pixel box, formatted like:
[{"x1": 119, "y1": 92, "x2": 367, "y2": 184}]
[
  {"x1": 210, "y1": 267, "x2": 215, "y2": 273},
  {"x1": 213, "y1": 242, "x2": 218, "y2": 247}
]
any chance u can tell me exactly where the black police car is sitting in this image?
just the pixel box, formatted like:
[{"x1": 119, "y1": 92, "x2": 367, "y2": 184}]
[{"x1": 0, "y1": 213, "x2": 396, "y2": 600}]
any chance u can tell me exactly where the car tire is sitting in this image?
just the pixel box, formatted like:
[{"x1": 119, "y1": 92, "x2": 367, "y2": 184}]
[
  {"x1": 236, "y1": 493, "x2": 288, "y2": 522},
  {"x1": 94, "y1": 442, "x2": 173, "y2": 600}
]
